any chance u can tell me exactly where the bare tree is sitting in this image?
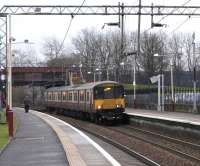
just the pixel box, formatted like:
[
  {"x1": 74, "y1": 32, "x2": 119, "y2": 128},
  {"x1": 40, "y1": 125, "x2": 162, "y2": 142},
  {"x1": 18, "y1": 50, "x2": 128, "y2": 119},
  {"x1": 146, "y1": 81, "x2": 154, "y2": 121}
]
[
  {"x1": 72, "y1": 28, "x2": 130, "y2": 81},
  {"x1": 12, "y1": 48, "x2": 39, "y2": 67},
  {"x1": 72, "y1": 29, "x2": 101, "y2": 73},
  {"x1": 46, "y1": 55, "x2": 80, "y2": 67},
  {"x1": 42, "y1": 37, "x2": 66, "y2": 61},
  {"x1": 42, "y1": 37, "x2": 72, "y2": 67},
  {"x1": 139, "y1": 32, "x2": 167, "y2": 77},
  {"x1": 184, "y1": 33, "x2": 193, "y2": 72},
  {"x1": 168, "y1": 33, "x2": 185, "y2": 72}
]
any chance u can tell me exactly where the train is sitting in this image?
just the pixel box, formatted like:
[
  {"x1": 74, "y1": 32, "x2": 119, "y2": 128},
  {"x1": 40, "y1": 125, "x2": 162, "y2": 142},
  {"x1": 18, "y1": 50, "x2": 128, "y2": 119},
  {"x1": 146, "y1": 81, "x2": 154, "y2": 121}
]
[{"x1": 44, "y1": 81, "x2": 128, "y2": 124}]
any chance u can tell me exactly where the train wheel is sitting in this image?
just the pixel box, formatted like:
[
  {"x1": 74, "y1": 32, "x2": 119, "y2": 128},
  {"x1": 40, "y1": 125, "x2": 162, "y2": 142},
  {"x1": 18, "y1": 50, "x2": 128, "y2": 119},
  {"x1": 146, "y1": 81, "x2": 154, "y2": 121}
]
[
  {"x1": 90, "y1": 113, "x2": 97, "y2": 123},
  {"x1": 122, "y1": 114, "x2": 130, "y2": 124},
  {"x1": 95, "y1": 115, "x2": 101, "y2": 124}
]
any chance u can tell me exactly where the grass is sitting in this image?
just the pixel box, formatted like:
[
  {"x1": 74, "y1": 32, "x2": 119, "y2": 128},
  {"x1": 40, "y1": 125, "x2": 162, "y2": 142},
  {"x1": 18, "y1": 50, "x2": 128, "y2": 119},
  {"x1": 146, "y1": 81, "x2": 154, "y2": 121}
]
[
  {"x1": 0, "y1": 113, "x2": 17, "y2": 150},
  {"x1": 123, "y1": 83, "x2": 200, "y2": 92},
  {"x1": 123, "y1": 83, "x2": 156, "y2": 90},
  {"x1": 0, "y1": 123, "x2": 8, "y2": 150}
]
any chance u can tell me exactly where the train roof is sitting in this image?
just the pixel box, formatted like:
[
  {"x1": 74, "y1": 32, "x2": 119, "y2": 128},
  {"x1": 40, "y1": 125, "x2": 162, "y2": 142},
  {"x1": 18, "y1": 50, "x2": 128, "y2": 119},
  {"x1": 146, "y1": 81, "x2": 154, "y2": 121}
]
[{"x1": 45, "y1": 81, "x2": 120, "y2": 92}]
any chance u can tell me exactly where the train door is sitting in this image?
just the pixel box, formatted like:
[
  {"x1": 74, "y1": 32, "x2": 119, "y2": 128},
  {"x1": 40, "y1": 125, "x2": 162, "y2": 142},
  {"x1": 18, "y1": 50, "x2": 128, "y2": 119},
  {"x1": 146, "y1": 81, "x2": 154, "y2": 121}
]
[
  {"x1": 84, "y1": 89, "x2": 86, "y2": 112},
  {"x1": 85, "y1": 90, "x2": 90, "y2": 111},
  {"x1": 90, "y1": 89, "x2": 94, "y2": 111}
]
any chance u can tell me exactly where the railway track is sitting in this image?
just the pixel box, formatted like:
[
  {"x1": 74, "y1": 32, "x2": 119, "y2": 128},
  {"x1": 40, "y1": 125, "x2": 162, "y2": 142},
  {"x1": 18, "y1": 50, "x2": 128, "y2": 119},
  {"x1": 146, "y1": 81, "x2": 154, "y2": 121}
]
[
  {"x1": 53, "y1": 114, "x2": 160, "y2": 166},
  {"x1": 46, "y1": 112, "x2": 198, "y2": 166},
  {"x1": 109, "y1": 126, "x2": 200, "y2": 165},
  {"x1": 126, "y1": 126, "x2": 200, "y2": 151}
]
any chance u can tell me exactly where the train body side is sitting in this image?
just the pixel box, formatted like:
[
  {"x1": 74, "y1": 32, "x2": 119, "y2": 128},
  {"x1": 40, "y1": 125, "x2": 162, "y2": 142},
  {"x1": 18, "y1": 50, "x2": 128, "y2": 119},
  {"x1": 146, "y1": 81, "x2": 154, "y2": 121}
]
[{"x1": 44, "y1": 81, "x2": 126, "y2": 121}]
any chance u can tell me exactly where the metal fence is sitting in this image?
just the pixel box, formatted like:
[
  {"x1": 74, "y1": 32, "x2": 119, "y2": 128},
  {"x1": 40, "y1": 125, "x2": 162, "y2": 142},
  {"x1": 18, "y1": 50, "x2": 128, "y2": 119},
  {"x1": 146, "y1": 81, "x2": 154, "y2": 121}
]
[{"x1": 125, "y1": 87, "x2": 200, "y2": 113}]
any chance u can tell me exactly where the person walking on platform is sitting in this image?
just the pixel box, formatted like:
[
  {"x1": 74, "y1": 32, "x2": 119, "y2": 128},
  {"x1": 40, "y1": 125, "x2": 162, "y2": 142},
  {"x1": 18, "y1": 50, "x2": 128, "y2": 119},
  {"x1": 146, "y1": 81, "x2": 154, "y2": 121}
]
[{"x1": 24, "y1": 96, "x2": 31, "y2": 113}]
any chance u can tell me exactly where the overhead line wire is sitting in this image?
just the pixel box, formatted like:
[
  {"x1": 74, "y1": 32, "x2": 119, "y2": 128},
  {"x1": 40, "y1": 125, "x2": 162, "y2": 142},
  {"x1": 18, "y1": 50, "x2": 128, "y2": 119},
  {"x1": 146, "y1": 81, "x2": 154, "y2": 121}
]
[
  {"x1": 171, "y1": 16, "x2": 191, "y2": 33},
  {"x1": 157, "y1": 0, "x2": 193, "y2": 23},
  {"x1": 143, "y1": 0, "x2": 193, "y2": 33},
  {"x1": 58, "y1": 0, "x2": 86, "y2": 56}
]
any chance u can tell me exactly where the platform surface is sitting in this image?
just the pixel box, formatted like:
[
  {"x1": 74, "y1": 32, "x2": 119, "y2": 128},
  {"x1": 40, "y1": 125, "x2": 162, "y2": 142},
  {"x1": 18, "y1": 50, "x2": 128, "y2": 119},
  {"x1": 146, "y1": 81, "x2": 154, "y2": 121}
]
[
  {"x1": 32, "y1": 110, "x2": 121, "y2": 166},
  {"x1": 126, "y1": 108, "x2": 200, "y2": 126},
  {"x1": 0, "y1": 108, "x2": 121, "y2": 166},
  {"x1": 0, "y1": 108, "x2": 68, "y2": 166}
]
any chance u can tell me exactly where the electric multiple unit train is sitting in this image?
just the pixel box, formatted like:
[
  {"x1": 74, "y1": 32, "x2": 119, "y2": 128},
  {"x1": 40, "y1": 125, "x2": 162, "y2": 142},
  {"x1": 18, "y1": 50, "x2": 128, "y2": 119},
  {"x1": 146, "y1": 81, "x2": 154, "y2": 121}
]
[{"x1": 44, "y1": 81, "x2": 127, "y2": 123}]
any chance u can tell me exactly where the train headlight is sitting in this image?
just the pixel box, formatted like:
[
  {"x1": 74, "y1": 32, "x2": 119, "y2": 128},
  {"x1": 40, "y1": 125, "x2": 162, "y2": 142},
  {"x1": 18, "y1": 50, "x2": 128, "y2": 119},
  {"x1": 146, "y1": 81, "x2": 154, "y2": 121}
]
[
  {"x1": 116, "y1": 104, "x2": 121, "y2": 108},
  {"x1": 97, "y1": 105, "x2": 102, "y2": 110}
]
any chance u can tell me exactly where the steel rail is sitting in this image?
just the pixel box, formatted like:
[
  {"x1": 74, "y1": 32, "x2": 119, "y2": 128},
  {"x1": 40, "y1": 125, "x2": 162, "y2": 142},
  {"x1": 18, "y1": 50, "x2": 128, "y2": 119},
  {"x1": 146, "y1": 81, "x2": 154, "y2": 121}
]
[
  {"x1": 126, "y1": 126, "x2": 200, "y2": 150},
  {"x1": 51, "y1": 114, "x2": 160, "y2": 166},
  {"x1": 70, "y1": 122, "x2": 160, "y2": 166},
  {"x1": 109, "y1": 127, "x2": 200, "y2": 164}
]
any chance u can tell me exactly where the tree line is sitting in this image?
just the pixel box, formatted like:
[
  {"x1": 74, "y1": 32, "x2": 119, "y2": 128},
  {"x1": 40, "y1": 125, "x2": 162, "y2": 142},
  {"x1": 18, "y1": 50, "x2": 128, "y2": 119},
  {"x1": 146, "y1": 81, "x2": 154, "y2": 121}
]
[{"x1": 12, "y1": 28, "x2": 198, "y2": 82}]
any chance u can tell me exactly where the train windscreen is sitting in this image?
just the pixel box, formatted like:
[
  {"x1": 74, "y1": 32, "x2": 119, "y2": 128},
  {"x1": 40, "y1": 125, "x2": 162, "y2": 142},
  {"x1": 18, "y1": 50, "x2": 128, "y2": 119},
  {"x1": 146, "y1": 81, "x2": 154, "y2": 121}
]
[{"x1": 94, "y1": 85, "x2": 124, "y2": 99}]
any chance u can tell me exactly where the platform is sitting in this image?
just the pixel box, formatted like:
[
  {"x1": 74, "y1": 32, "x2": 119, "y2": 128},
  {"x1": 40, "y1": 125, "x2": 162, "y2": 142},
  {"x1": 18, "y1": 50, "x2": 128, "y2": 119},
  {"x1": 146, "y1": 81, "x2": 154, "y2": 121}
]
[
  {"x1": 126, "y1": 108, "x2": 200, "y2": 126},
  {"x1": 0, "y1": 108, "x2": 121, "y2": 166},
  {"x1": 0, "y1": 108, "x2": 68, "y2": 166}
]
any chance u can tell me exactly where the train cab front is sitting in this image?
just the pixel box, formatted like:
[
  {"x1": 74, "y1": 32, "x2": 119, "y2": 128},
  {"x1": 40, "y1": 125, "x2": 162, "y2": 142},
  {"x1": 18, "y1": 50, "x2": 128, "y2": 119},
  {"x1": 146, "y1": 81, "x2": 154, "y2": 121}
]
[{"x1": 94, "y1": 84, "x2": 126, "y2": 121}]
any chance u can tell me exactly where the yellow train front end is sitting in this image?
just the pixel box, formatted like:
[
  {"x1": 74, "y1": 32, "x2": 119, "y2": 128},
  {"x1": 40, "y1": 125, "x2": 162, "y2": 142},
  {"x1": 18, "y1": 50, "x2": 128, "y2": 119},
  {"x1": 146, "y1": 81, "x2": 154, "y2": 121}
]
[{"x1": 93, "y1": 83, "x2": 126, "y2": 121}]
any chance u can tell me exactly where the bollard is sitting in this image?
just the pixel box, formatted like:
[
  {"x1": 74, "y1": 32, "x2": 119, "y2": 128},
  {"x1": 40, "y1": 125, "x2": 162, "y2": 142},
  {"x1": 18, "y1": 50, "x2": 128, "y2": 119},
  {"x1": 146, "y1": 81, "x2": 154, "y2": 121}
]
[{"x1": 8, "y1": 111, "x2": 13, "y2": 137}]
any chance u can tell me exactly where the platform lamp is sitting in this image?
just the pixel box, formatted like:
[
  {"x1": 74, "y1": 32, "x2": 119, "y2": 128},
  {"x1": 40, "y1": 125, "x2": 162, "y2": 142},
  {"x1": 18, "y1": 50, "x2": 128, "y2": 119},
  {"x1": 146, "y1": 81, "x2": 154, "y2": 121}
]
[{"x1": 154, "y1": 53, "x2": 165, "y2": 112}]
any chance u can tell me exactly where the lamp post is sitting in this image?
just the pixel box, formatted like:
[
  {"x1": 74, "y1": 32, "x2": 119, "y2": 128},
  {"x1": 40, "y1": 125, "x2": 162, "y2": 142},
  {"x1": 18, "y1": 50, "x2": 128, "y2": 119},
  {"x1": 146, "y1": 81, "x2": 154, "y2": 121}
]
[
  {"x1": 154, "y1": 53, "x2": 178, "y2": 112},
  {"x1": 7, "y1": 14, "x2": 12, "y2": 110},
  {"x1": 170, "y1": 59, "x2": 175, "y2": 111},
  {"x1": 120, "y1": 62, "x2": 124, "y2": 82},
  {"x1": 154, "y1": 53, "x2": 165, "y2": 112},
  {"x1": 95, "y1": 68, "x2": 100, "y2": 82},
  {"x1": 192, "y1": 32, "x2": 197, "y2": 113}
]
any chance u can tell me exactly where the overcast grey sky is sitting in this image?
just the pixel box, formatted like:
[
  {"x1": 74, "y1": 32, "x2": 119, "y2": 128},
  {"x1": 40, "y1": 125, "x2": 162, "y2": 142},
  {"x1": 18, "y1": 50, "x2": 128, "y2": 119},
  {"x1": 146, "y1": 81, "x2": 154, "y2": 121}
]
[{"x1": 1, "y1": 0, "x2": 200, "y2": 60}]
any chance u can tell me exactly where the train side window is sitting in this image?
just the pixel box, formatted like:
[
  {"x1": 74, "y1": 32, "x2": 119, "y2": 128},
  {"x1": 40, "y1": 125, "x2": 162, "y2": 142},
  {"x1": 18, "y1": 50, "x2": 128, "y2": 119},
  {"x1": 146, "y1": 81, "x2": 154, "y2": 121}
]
[
  {"x1": 66, "y1": 91, "x2": 68, "y2": 101},
  {"x1": 86, "y1": 92, "x2": 90, "y2": 102},
  {"x1": 68, "y1": 92, "x2": 70, "y2": 101},
  {"x1": 114, "y1": 86, "x2": 124, "y2": 98},
  {"x1": 55, "y1": 93, "x2": 57, "y2": 101},
  {"x1": 94, "y1": 87, "x2": 104, "y2": 99},
  {"x1": 69, "y1": 92, "x2": 72, "y2": 101},
  {"x1": 58, "y1": 92, "x2": 61, "y2": 101},
  {"x1": 62, "y1": 91, "x2": 67, "y2": 101},
  {"x1": 52, "y1": 93, "x2": 54, "y2": 101},
  {"x1": 53, "y1": 92, "x2": 55, "y2": 101},
  {"x1": 56, "y1": 92, "x2": 58, "y2": 101},
  {"x1": 54, "y1": 92, "x2": 57, "y2": 101},
  {"x1": 79, "y1": 91, "x2": 85, "y2": 101},
  {"x1": 74, "y1": 92, "x2": 78, "y2": 101},
  {"x1": 48, "y1": 92, "x2": 51, "y2": 101},
  {"x1": 50, "y1": 93, "x2": 52, "y2": 100}
]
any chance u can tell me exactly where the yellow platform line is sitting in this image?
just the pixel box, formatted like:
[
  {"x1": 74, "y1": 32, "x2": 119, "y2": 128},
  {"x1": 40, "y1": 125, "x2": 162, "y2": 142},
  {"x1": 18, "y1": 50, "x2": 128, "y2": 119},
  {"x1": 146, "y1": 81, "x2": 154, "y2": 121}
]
[{"x1": 32, "y1": 112, "x2": 87, "y2": 166}]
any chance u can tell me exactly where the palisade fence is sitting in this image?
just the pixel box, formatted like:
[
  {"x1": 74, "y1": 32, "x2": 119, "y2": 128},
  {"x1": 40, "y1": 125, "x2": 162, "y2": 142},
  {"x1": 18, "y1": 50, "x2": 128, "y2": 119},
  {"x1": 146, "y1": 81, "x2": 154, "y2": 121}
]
[{"x1": 125, "y1": 87, "x2": 200, "y2": 113}]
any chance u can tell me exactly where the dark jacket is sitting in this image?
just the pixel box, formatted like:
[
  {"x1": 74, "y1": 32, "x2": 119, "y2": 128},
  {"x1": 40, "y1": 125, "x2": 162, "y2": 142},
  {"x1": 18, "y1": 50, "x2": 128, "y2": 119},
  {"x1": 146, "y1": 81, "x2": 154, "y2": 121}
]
[{"x1": 24, "y1": 97, "x2": 31, "y2": 106}]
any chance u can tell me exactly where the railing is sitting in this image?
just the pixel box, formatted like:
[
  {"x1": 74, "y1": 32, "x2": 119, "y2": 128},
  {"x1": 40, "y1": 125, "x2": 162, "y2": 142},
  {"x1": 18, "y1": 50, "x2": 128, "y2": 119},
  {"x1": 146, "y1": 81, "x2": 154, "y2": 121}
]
[{"x1": 125, "y1": 87, "x2": 200, "y2": 113}]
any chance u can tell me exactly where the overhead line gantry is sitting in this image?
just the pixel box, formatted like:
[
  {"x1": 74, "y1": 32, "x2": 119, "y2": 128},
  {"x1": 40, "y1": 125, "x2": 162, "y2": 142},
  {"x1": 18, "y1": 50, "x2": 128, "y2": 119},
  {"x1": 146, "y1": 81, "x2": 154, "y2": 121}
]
[{"x1": 1, "y1": 4, "x2": 200, "y2": 59}]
